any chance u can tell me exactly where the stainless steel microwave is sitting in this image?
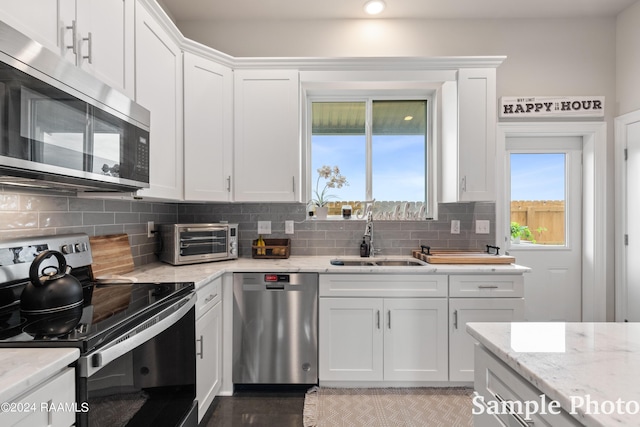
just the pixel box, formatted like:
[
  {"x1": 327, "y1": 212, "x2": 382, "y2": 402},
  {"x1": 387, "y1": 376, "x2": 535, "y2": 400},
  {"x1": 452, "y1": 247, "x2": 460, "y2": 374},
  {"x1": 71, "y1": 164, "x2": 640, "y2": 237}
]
[
  {"x1": 160, "y1": 223, "x2": 239, "y2": 265},
  {"x1": 0, "y1": 20, "x2": 150, "y2": 192}
]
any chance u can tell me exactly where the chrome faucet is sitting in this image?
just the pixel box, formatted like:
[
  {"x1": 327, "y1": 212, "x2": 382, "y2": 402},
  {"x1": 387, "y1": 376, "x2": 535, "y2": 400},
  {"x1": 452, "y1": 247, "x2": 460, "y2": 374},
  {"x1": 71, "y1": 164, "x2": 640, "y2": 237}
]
[{"x1": 363, "y1": 211, "x2": 375, "y2": 257}]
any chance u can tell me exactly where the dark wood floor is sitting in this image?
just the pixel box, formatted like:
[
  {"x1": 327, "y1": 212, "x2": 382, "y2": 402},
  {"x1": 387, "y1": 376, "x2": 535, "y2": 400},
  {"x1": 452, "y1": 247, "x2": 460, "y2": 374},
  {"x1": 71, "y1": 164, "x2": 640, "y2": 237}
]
[{"x1": 200, "y1": 386, "x2": 308, "y2": 427}]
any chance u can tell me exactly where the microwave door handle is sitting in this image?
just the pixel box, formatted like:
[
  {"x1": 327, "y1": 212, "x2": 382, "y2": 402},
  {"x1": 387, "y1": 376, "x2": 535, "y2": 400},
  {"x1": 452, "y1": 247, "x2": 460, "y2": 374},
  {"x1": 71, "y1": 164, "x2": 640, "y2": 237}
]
[
  {"x1": 78, "y1": 294, "x2": 196, "y2": 378},
  {"x1": 184, "y1": 227, "x2": 223, "y2": 232},
  {"x1": 181, "y1": 242, "x2": 225, "y2": 248}
]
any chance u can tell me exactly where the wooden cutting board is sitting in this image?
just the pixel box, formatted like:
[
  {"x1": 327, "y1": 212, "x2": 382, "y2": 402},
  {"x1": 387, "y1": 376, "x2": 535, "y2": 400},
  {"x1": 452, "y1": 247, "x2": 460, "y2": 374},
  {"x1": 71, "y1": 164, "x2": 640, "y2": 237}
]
[
  {"x1": 89, "y1": 234, "x2": 135, "y2": 278},
  {"x1": 412, "y1": 249, "x2": 515, "y2": 264}
]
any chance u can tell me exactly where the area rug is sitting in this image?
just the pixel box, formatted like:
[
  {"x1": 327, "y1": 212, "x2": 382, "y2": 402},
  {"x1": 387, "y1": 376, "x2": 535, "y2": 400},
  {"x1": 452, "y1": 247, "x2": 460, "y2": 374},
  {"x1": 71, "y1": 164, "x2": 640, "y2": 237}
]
[{"x1": 303, "y1": 387, "x2": 473, "y2": 427}]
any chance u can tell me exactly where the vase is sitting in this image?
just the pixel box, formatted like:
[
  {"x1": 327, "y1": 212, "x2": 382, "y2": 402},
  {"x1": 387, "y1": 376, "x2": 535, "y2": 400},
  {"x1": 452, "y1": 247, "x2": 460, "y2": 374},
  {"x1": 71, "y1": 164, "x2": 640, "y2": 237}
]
[{"x1": 315, "y1": 206, "x2": 328, "y2": 219}]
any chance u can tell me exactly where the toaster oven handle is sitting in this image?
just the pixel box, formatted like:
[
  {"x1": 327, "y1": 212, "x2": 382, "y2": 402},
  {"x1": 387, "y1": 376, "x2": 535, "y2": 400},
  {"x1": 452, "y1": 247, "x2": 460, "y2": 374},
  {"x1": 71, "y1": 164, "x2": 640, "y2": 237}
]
[
  {"x1": 78, "y1": 293, "x2": 196, "y2": 377},
  {"x1": 185, "y1": 227, "x2": 224, "y2": 232}
]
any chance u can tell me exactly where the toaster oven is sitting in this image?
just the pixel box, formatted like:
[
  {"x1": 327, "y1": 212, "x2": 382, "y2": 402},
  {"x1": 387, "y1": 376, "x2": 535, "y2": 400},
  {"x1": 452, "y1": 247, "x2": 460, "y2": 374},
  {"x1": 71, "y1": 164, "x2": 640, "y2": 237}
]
[{"x1": 159, "y1": 223, "x2": 238, "y2": 265}]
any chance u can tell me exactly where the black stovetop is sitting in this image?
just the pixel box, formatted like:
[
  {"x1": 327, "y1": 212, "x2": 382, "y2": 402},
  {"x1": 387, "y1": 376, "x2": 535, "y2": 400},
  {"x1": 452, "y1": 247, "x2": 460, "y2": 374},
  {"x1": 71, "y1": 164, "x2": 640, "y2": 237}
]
[{"x1": 0, "y1": 274, "x2": 194, "y2": 353}]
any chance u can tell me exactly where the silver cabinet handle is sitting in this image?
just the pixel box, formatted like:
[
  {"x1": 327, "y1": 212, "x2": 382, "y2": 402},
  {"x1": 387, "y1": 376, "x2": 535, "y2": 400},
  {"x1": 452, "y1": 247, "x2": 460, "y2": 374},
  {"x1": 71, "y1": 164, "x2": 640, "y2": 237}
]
[
  {"x1": 453, "y1": 309, "x2": 458, "y2": 329},
  {"x1": 66, "y1": 20, "x2": 77, "y2": 54},
  {"x1": 495, "y1": 393, "x2": 535, "y2": 426},
  {"x1": 388, "y1": 310, "x2": 391, "y2": 329},
  {"x1": 478, "y1": 285, "x2": 499, "y2": 289},
  {"x1": 461, "y1": 175, "x2": 467, "y2": 192},
  {"x1": 292, "y1": 176, "x2": 295, "y2": 194},
  {"x1": 82, "y1": 32, "x2": 92, "y2": 64},
  {"x1": 376, "y1": 310, "x2": 380, "y2": 329},
  {"x1": 227, "y1": 176, "x2": 231, "y2": 192},
  {"x1": 204, "y1": 293, "x2": 216, "y2": 303},
  {"x1": 196, "y1": 336, "x2": 204, "y2": 359}
]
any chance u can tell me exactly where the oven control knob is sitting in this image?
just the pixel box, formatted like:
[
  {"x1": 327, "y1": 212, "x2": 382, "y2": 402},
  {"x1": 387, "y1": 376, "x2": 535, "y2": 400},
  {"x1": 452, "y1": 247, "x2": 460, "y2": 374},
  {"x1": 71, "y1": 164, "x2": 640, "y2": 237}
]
[
  {"x1": 74, "y1": 242, "x2": 88, "y2": 252},
  {"x1": 61, "y1": 244, "x2": 74, "y2": 254}
]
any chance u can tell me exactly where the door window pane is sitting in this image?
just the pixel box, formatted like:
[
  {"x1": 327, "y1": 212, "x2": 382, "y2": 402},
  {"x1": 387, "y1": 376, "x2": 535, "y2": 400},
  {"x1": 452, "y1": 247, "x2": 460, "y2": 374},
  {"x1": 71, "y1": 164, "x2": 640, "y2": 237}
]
[{"x1": 510, "y1": 153, "x2": 566, "y2": 245}]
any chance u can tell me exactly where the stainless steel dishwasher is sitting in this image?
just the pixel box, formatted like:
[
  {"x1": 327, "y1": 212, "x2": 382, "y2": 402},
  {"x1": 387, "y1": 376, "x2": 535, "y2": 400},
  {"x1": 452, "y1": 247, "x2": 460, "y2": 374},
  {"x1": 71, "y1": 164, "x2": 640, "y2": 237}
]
[{"x1": 233, "y1": 273, "x2": 318, "y2": 384}]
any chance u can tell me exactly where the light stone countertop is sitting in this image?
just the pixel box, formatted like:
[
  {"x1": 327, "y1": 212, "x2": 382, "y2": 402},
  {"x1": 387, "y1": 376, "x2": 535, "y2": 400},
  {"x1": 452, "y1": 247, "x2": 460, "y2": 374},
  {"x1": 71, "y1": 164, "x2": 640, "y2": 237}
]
[
  {"x1": 0, "y1": 347, "x2": 79, "y2": 404},
  {"x1": 466, "y1": 322, "x2": 640, "y2": 427},
  {"x1": 115, "y1": 256, "x2": 530, "y2": 289}
]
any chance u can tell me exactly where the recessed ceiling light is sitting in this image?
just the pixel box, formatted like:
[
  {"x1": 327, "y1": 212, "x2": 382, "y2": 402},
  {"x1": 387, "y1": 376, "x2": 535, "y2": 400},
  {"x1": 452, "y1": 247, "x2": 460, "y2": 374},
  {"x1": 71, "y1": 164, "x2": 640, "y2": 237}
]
[
  {"x1": 364, "y1": 0, "x2": 386, "y2": 15},
  {"x1": 404, "y1": 116, "x2": 413, "y2": 121}
]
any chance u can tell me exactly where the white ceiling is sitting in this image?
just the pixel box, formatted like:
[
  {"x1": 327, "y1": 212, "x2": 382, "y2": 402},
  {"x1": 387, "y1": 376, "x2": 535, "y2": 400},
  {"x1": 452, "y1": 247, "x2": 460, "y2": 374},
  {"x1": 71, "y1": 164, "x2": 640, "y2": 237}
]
[{"x1": 159, "y1": 0, "x2": 638, "y2": 21}]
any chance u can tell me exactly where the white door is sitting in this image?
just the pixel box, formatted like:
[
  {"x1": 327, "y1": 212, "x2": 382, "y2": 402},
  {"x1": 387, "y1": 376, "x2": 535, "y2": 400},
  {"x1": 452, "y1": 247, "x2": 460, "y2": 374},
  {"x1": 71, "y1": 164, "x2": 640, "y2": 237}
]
[
  {"x1": 622, "y1": 119, "x2": 640, "y2": 321},
  {"x1": 506, "y1": 137, "x2": 583, "y2": 321}
]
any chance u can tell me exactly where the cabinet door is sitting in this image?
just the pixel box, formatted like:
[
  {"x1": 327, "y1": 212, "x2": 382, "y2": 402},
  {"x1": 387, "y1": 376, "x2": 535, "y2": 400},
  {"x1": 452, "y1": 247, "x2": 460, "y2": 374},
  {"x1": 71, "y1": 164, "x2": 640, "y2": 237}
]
[
  {"x1": 449, "y1": 298, "x2": 524, "y2": 382},
  {"x1": 319, "y1": 298, "x2": 383, "y2": 381},
  {"x1": 77, "y1": 0, "x2": 135, "y2": 98},
  {"x1": 383, "y1": 298, "x2": 448, "y2": 382},
  {"x1": 196, "y1": 301, "x2": 222, "y2": 422},
  {"x1": 184, "y1": 52, "x2": 233, "y2": 201},
  {"x1": 233, "y1": 69, "x2": 300, "y2": 202},
  {"x1": 135, "y1": 4, "x2": 183, "y2": 200},
  {"x1": 0, "y1": 0, "x2": 70, "y2": 57},
  {"x1": 457, "y1": 68, "x2": 496, "y2": 201},
  {"x1": 1, "y1": 368, "x2": 75, "y2": 427}
]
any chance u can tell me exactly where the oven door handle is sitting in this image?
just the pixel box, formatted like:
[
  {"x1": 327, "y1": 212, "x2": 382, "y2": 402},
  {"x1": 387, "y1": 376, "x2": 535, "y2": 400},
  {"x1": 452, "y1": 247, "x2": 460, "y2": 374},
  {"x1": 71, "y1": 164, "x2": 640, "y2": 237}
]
[{"x1": 78, "y1": 293, "x2": 196, "y2": 377}]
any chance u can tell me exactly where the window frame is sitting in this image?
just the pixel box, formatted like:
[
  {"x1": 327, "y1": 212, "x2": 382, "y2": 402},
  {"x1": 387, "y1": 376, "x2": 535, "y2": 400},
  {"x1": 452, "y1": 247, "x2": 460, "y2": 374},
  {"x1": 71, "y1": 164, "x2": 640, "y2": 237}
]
[{"x1": 304, "y1": 91, "x2": 436, "y2": 219}]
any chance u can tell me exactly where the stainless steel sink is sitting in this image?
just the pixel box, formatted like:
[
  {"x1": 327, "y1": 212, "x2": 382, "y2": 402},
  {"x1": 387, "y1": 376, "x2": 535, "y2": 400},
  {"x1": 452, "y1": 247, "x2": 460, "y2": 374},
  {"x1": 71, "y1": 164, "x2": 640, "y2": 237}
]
[
  {"x1": 330, "y1": 258, "x2": 426, "y2": 267},
  {"x1": 371, "y1": 260, "x2": 426, "y2": 266},
  {"x1": 330, "y1": 260, "x2": 377, "y2": 266}
]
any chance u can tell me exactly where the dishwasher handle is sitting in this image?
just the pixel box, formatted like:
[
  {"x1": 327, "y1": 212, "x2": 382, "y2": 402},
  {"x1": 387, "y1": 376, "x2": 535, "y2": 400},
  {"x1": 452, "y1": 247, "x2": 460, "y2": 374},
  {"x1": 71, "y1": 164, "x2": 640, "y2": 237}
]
[{"x1": 266, "y1": 283, "x2": 285, "y2": 290}]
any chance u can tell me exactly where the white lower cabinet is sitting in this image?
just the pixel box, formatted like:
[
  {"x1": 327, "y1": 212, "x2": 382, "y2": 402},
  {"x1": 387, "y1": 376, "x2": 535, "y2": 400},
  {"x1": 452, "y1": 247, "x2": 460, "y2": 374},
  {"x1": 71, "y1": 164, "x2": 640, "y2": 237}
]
[
  {"x1": 474, "y1": 344, "x2": 581, "y2": 426},
  {"x1": 319, "y1": 297, "x2": 448, "y2": 383},
  {"x1": 449, "y1": 275, "x2": 525, "y2": 382},
  {"x1": 195, "y1": 277, "x2": 223, "y2": 422},
  {"x1": 0, "y1": 368, "x2": 75, "y2": 427},
  {"x1": 318, "y1": 274, "x2": 449, "y2": 384},
  {"x1": 449, "y1": 298, "x2": 523, "y2": 382}
]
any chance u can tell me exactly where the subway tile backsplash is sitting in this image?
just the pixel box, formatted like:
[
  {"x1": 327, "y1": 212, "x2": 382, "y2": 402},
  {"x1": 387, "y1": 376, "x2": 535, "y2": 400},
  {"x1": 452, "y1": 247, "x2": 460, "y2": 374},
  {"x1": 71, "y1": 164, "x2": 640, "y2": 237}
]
[
  {"x1": 0, "y1": 188, "x2": 496, "y2": 265},
  {"x1": 0, "y1": 189, "x2": 177, "y2": 266}
]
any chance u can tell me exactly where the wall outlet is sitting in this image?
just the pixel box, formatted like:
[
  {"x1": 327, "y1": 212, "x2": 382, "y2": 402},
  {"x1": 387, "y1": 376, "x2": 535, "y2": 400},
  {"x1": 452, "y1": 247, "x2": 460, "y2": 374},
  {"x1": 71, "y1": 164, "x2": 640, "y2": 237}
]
[
  {"x1": 257, "y1": 221, "x2": 272, "y2": 234},
  {"x1": 451, "y1": 220, "x2": 460, "y2": 234},
  {"x1": 147, "y1": 221, "x2": 154, "y2": 238},
  {"x1": 476, "y1": 220, "x2": 490, "y2": 234},
  {"x1": 285, "y1": 220, "x2": 294, "y2": 234}
]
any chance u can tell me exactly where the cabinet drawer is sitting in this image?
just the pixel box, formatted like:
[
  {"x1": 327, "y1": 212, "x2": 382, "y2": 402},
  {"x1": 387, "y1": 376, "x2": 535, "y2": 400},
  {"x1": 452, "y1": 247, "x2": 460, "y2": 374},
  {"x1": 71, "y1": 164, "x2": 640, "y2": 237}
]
[
  {"x1": 196, "y1": 276, "x2": 222, "y2": 319},
  {"x1": 449, "y1": 275, "x2": 524, "y2": 297},
  {"x1": 319, "y1": 274, "x2": 448, "y2": 297},
  {"x1": 0, "y1": 367, "x2": 75, "y2": 427},
  {"x1": 474, "y1": 345, "x2": 580, "y2": 427}
]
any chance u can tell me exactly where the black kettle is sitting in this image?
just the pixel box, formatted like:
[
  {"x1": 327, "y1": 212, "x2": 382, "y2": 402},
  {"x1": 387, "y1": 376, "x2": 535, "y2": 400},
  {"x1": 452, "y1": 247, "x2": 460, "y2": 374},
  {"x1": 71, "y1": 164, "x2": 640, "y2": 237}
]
[{"x1": 20, "y1": 250, "x2": 84, "y2": 337}]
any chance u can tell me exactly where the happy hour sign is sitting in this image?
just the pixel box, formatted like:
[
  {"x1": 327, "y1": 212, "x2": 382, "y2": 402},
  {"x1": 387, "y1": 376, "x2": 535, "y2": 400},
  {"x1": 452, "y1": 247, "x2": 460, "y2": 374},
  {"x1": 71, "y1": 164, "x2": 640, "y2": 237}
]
[{"x1": 499, "y1": 96, "x2": 605, "y2": 118}]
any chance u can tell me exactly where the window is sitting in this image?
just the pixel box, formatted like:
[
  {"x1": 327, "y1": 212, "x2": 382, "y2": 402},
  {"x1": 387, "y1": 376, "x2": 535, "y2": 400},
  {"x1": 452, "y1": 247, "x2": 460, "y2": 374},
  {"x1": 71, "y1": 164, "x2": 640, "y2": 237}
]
[{"x1": 309, "y1": 98, "x2": 429, "y2": 218}]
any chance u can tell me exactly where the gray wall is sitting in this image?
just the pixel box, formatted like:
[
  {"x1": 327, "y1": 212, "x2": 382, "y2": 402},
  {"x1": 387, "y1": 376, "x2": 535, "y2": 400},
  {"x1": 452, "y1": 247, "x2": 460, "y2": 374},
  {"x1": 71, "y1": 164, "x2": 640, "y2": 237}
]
[
  {"x1": 179, "y1": 201, "x2": 496, "y2": 258},
  {"x1": 0, "y1": 189, "x2": 177, "y2": 266},
  {"x1": 0, "y1": 188, "x2": 495, "y2": 264}
]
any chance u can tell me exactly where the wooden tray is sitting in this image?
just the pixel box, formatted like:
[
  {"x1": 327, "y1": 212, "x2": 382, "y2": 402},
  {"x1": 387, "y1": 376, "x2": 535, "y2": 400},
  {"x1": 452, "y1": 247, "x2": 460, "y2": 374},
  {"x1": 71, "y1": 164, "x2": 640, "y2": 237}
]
[{"x1": 412, "y1": 249, "x2": 515, "y2": 264}]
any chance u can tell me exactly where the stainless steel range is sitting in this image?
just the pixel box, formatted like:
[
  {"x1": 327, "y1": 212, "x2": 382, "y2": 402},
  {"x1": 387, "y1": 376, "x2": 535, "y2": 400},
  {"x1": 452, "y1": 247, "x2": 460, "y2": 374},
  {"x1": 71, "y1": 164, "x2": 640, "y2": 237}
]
[{"x1": 0, "y1": 233, "x2": 197, "y2": 427}]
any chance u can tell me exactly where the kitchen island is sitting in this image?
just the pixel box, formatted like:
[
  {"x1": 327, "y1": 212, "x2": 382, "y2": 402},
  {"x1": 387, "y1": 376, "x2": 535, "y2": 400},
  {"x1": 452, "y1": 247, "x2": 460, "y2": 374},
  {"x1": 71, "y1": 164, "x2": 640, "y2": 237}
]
[{"x1": 467, "y1": 322, "x2": 640, "y2": 427}]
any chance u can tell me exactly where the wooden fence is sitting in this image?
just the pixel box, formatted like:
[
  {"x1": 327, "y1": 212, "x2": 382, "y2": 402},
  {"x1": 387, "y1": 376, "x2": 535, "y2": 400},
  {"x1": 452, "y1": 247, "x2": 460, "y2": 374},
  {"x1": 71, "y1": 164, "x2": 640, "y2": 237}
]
[{"x1": 511, "y1": 200, "x2": 565, "y2": 244}]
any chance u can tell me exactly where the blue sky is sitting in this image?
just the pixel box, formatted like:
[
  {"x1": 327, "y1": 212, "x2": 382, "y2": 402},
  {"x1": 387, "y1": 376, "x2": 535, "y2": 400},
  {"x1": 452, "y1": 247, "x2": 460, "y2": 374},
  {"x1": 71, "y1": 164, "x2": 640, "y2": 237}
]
[
  {"x1": 311, "y1": 135, "x2": 425, "y2": 202},
  {"x1": 510, "y1": 153, "x2": 565, "y2": 201}
]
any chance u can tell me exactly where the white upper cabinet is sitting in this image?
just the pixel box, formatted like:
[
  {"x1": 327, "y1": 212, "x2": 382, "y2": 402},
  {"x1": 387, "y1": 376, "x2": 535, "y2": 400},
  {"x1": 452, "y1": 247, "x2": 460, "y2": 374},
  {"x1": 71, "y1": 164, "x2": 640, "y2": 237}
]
[
  {"x1": 440, "y1": 68, "x2": 497, "y2": 202},
  {"x1": 0, "y1": 0, "x2": 135, "y2": 98},
  {"x1": 233, "y1": 69, "x2": 300, "y2": 202},
  {"x1": 183, "y1": 52, "x2": 233, "y2": 202},
  {"x1": 134, "y1": 3, "x2": 183, "y2": 200},
  {"x1": 76, "y1": 0, "x2": 135, "y2": 98}
]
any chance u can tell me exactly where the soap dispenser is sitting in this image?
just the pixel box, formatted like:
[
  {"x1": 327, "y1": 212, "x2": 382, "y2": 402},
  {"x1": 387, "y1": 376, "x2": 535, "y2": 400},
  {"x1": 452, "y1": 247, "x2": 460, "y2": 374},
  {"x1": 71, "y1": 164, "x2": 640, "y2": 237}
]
[{"x1": 360, "y1": 238, "x2": 369, "y2": 257}]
